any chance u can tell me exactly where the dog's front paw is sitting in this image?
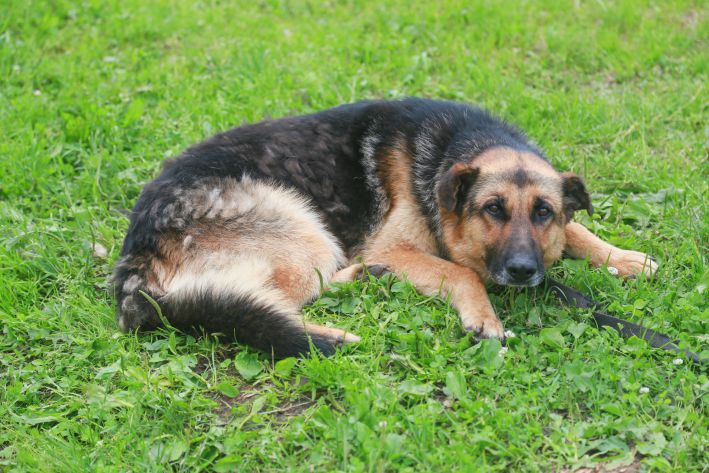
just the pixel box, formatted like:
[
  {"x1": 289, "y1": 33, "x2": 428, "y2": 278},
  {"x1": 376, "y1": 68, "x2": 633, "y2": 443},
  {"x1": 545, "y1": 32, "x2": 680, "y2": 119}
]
[
  {"x1": 461, "y1": 309, "x2": 506, "y2": 340},
  {"x1": 608, "y1": 249, "x2": 658, "y2": 279}
]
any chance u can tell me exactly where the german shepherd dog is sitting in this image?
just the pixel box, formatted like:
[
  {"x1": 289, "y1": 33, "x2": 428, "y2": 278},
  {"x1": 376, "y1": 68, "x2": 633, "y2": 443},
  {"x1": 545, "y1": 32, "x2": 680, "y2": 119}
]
[{"x1": 114, "y1": 98, "x2": 657, "y2": 357}]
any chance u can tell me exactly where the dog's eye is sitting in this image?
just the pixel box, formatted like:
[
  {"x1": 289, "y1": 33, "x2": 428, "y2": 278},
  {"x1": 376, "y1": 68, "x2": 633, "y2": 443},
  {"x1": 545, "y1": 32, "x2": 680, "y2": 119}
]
[
  {"x1": 536, "y1": 207, "x2": 553, "y2": 219},
  {"x1": 485, "y1": 203, "x2": 502, "y2": 216}
]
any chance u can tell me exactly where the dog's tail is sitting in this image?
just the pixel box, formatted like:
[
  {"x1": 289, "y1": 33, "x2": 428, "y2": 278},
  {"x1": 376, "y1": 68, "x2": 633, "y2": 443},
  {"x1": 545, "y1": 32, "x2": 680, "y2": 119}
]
[
  {"x1": 113, "y1": 256, "x2": 357, "y2": 358},
  {"x1": 156, "y1": 290, "x2": 355, "y2": 358}
]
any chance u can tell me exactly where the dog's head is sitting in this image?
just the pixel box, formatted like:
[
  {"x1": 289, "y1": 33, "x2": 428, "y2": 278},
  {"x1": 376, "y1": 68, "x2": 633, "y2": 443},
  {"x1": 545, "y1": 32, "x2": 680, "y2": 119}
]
[{"x1": 438, "y1": 147, "x2": 592, "y2": 287}]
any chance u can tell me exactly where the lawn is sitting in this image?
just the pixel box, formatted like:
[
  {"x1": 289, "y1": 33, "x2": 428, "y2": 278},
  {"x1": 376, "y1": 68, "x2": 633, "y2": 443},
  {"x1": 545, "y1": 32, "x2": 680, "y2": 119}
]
[{"x1": 1, "y1": 0, "x2": 707, "y2": 471}]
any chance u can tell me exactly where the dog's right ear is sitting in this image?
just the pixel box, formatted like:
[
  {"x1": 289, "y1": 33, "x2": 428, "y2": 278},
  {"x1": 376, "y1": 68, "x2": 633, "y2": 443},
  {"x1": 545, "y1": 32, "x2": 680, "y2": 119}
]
[{"x1": 438, "y1": 163, "x2": 479, "y2": 214}]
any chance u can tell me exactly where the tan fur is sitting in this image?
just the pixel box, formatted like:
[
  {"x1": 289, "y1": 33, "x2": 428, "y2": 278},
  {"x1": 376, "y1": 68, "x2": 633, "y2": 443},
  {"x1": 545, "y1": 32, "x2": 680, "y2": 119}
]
[
  {"x1": 305, "y1": 323, "x2": 360, "y2": 344},
  {"x1": 363, "y1": 147, "x2": 439, "y2": 258},
  {"x1": 156, "y1": 178, "x2": 343, "y2": 304},
  {"x1": 564, "y1": 222, "x2": 658, "y2": 278},
  {"x1": 331, "y1": 263, "x2": 368, "y2": 284}
]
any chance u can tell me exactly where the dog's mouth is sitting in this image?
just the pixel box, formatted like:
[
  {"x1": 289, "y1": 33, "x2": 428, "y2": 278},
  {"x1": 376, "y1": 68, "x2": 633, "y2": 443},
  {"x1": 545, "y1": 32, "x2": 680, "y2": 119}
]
[{"x1": 490, "y1": 271, "x2": 544, "y2": 288}]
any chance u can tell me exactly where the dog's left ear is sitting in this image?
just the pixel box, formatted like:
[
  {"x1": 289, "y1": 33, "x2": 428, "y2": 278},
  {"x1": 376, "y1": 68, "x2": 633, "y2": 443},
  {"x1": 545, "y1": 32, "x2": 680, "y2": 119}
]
[
  {"x1": 561, "y1": 172, "x2": 593, "y2": 220},
  {"x1": 438, "y1": 163, "x2": 479, "y2": 215}
]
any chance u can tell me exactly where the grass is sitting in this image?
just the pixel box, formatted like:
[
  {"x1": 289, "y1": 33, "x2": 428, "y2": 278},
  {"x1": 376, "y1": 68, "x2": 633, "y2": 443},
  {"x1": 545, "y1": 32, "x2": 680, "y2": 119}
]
[{"x1": 1, "y1": 0, "x2": 707, "y2": 471}]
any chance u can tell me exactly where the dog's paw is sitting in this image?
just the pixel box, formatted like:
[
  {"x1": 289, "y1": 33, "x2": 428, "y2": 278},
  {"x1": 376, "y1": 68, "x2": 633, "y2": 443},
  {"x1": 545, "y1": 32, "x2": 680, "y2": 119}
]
[
  {"x1": 358, "y1": 264, "x2": 390, "y2": 279},
  {"x1": 305, "y1": 323, "x2": 361, "y2": 346},
  {"x1": 329, "y1": 263, "x2": 390, "y2": 284},
  {"x1": 608, "y1": 250, "x2": 658, "y2": 279},
  {"x1": 461, "y1": 311, "x2": 506, "y2": 341}
]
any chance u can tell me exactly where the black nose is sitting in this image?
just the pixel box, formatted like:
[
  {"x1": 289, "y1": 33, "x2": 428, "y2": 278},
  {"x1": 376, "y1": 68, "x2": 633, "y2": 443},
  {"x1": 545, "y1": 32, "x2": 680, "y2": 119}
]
[{"x1": 505, "y1": 256, "x2": 538, "y2": 282}]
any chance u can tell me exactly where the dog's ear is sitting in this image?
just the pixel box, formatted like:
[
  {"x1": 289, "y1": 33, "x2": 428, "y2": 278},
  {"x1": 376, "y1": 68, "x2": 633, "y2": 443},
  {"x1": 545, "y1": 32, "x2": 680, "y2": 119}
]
[
  {"x1": 561, "y1": 172, "x2": 593, "y2": 220},
  {"x1": 438, "y1": 163, "x2": 479, "y2": 214}
]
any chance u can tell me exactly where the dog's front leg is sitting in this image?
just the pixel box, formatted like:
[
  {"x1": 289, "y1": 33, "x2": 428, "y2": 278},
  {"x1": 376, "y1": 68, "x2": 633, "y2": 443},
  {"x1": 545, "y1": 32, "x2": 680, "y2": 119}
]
[
  {"x1": 365, "y1": 244, "x2": 505, "y2": 339},
  {"x1": 564, "y1": 222, "x2": 658, "y2": 278}
]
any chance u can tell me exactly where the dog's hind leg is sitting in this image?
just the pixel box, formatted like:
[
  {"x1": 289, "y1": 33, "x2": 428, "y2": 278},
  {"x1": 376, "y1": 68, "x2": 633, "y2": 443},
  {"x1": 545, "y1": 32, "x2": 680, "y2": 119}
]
[
  {"x1": 115, "y1": 177, "x2": 359, "y2": 357},
  {"x1": 304, "y1": 323, "x2": 360, "y2": 344},
  {"x1": 564, "y1": 222, "x2": 658, "y2": 278}
]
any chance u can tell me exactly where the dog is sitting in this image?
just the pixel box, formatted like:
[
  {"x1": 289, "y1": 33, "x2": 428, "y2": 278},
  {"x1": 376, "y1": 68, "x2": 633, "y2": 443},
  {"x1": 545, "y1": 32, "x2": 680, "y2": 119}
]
[{"x1": 113, "y1": 98, "x2": 657, "y2": 357}]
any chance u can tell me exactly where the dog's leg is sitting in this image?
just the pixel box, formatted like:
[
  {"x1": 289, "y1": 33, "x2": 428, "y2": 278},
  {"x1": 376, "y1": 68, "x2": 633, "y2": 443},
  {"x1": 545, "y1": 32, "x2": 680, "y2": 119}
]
[
  {"x1": 564, "y1": 222, "x2": 658, "y2": 278},
  {"x1": 365, "y1": 245, "x2": 505, "y2": 339}
]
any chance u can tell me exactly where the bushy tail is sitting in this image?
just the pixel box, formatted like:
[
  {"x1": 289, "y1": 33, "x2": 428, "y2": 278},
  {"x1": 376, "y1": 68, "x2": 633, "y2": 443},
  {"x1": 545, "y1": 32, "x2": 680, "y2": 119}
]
[
  {"x1": 158, "y1": 291, "x2": 339, "y2": 358},
  {"x1": 115, "y1": 282, "x2": 345, "y2": 358}
]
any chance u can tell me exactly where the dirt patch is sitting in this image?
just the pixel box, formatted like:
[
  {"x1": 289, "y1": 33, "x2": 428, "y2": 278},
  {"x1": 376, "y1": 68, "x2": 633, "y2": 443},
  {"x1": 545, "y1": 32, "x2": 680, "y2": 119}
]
[
  {"x1": 210, "y1": 392, "x2": 237, "y2": 423},
  {"x1": 268, "y1": 398, "x2": 316, "y2": 422},
  {"x1": 208, "y1": 377, "x2": 316, "y2": 424},
  {"x1": 561, "y1": 458, "x2": 642, "y2": 473}
]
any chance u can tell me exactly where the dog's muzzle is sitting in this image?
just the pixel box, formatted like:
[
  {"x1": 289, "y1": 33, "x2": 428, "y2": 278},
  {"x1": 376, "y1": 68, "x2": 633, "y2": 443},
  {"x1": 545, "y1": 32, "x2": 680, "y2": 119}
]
[{"x1": 492, "y1": 254, "x2": 544, "y2": 287}]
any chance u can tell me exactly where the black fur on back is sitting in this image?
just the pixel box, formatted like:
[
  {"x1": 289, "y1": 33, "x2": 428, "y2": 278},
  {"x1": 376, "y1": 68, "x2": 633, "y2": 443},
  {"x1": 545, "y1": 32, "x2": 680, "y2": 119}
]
[{"x1": 120, "y1": 101, "x2": 378, "y2": 260}]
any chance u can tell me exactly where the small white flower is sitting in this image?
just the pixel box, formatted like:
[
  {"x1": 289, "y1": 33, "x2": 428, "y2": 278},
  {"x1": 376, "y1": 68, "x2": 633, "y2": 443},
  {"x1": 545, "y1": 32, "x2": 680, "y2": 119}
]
[
  {"x1": 33, "y1": 89, "x2": 41, "y2": 96},
  {"x1": 12, "y1": 64, "x2": 20, "y2": 72},
  {"x1": 639, "y1": 387, "x2": 650, "y2": 394},
  {"x1": 504, "y1": 330, "x2": 516, "y2": 338},
  {"x1": 607, "y1": 266, "x2": 619, "y2": 276},
  {"x1": 378, "y1": 421, "x2": 387, "y2": 429},
  {"x1": 498, "y1": 346, "x2": 509, "y2": 356},
  {"x1": 92, "y1": 242, "x2": 108, "y2": 258},
  {"x1": 672, "y1": 358, "x2": 683, "y2": 365}
]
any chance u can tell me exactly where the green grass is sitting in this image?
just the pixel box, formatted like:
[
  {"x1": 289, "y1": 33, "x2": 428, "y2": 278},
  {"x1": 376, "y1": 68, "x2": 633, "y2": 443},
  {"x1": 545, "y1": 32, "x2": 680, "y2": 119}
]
[{"x1": 1, "y1": 0, "x2": 707, "y2": 471}]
